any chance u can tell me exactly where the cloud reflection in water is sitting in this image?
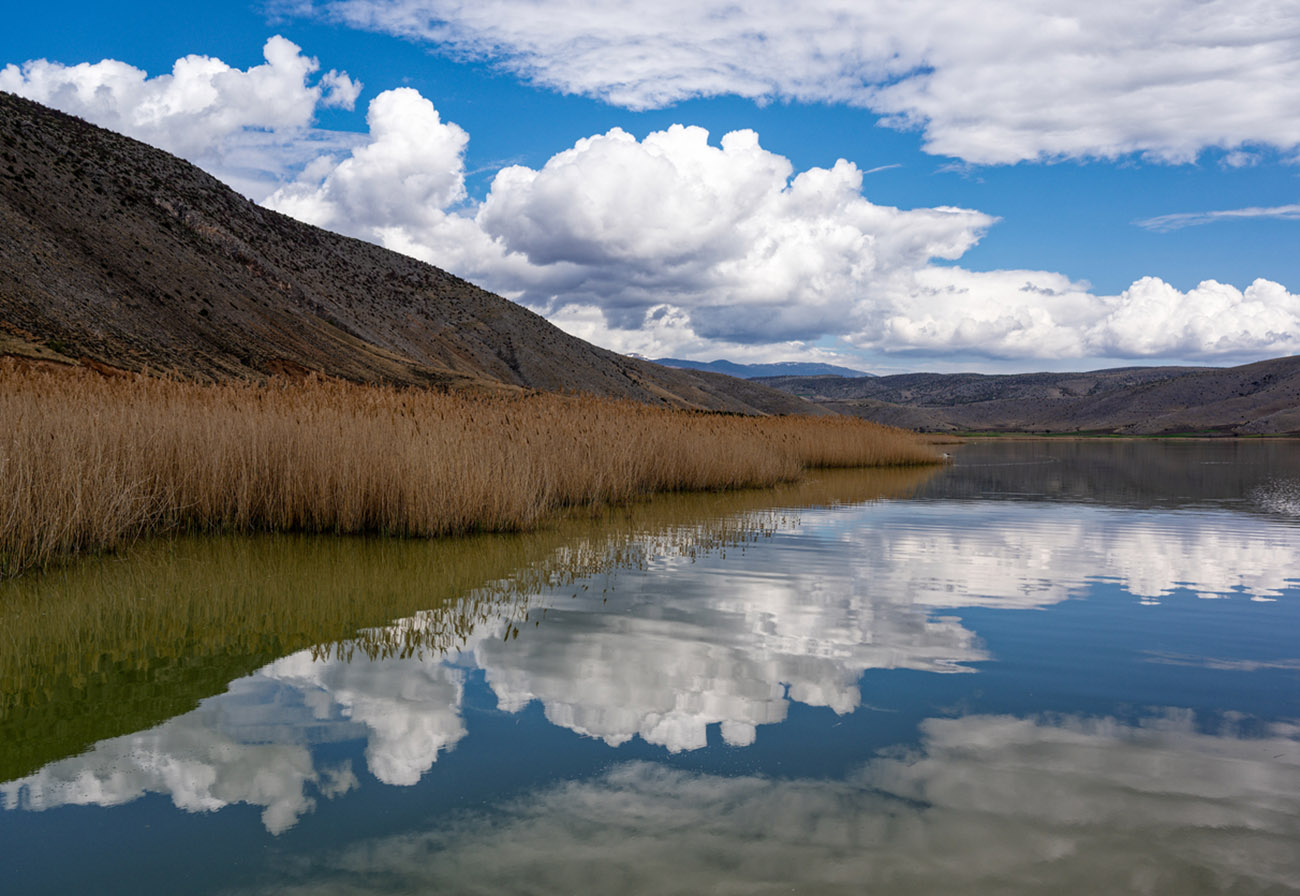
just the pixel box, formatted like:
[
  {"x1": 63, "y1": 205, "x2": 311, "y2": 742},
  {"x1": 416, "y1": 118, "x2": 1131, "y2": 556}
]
[
  {"x1": 249, "y1": 710, "x2": 1300, "y2": 894},
  {"x1": 3, "y1": 499, "x2": 1297, "y2": 834}
]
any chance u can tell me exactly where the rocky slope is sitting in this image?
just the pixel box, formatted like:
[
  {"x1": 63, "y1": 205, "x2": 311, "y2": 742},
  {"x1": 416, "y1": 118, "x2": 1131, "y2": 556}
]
[
  {"x1": 759, "y1": 359, "x2": 1300, "y2": 434},
  {"x1": 0, "y1": 91, "x2": 817, "y2": 415}
]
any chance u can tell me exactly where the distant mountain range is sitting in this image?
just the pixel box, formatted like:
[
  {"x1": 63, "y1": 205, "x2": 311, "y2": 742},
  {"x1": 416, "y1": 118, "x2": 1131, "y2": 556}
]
[
  {"x1": 0, "y1": 91, "x2": 817, "y2": 417},
  {"x1": 652, "y1": 358, "x2": 872, "y2": 379},
  {"x1": 757, "y1": 362, "x2": 1300, "y2": 435}
]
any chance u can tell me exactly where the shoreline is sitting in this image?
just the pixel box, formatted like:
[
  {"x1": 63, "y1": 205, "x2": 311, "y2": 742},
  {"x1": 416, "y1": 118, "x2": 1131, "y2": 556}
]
[
  {"x1": 946, "y1": 431, "x2": 1300, "y2": 440},
  {"x1": 1, "y1": 362, "x2": 941, "y2": 579}
]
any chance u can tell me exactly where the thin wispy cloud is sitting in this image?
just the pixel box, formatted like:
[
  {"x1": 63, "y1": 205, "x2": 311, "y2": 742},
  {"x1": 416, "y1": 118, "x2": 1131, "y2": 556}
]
[
  {"x1": 309, "y1": 0, "x2": 1300, "y2": 165},
  {"x1": 1136, "y1": 203, "x2": 1300, "y2": 233}
]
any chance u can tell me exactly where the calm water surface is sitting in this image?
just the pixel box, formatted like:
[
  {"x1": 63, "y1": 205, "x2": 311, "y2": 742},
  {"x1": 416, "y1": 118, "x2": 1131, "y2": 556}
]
[{"x1": 2, "y1": 440, "x2": 1298, "y2": 894}]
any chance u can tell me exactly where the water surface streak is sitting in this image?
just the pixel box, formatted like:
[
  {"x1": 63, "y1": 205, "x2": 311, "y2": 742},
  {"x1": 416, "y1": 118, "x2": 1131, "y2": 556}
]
[{"x1": 1, "y1": 443, "x2": 1297, "y2": 894}]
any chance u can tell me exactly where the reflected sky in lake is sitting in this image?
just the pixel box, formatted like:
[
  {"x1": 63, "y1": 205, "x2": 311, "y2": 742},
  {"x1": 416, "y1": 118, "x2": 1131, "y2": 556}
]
[
  {"x1": 2, "y1": 441, "x2": 1298, "y2": 894},
  {"x1": 243, "y1": 711, "x2": 1300, "y2": 895}
]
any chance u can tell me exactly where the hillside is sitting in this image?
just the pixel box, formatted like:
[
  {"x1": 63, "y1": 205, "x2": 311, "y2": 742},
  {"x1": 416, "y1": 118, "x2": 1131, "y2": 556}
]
[
  {"x1": 0, "y1": 91, "x2": 817, "y2": 416},
  {"x1": 653, "y1": 358, "x2": 871, "y2": 378},
  {"x1": 759, "y1": 359, "x2": 1300, "y2": 434}
]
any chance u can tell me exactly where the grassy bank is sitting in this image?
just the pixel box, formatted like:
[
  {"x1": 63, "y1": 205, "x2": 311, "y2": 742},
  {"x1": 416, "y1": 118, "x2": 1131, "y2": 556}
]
[{"x1": 0, "y1": 360, "x2": 938, "y2": 578}]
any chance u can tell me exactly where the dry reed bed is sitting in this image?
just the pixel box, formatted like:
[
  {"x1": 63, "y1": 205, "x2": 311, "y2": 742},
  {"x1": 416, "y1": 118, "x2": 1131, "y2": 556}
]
[{"x1": 0, "y1": 360, "x2": 937, "y2": 578}]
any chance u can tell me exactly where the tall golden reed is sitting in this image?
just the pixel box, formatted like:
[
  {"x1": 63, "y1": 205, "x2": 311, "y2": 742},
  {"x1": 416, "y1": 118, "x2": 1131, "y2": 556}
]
[{"x1": 0, "y1": 360, "x2": 937, "y2": 578}]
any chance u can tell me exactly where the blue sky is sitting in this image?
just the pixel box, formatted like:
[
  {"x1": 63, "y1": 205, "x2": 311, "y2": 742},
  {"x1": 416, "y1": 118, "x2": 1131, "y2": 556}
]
[{"x1": 3, "y1": 1, "x2": 1299, "y2": 373}]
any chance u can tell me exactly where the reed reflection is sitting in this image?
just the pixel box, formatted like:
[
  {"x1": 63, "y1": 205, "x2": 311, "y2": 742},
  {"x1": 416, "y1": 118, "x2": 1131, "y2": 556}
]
[
  {"x1": 0, "y1": 467, "x2": 937, "y2": 809},
  {"x1": 927, "y1": 439, "x2": 1300, "y2": 515},
  {"x1": 9, "y1": 461, "x2": 1298, "y2": 835}
]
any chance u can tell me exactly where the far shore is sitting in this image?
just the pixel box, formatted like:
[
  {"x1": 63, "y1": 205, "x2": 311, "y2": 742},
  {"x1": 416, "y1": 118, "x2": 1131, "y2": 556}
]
[{"x1": 946, "y1": 431, "x2": 1300, "y2": 440}]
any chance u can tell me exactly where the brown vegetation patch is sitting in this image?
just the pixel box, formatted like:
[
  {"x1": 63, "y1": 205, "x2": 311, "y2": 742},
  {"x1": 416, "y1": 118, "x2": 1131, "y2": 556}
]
[{"x1": 0, "y1": 361, "x2": 937, "y2": 578}]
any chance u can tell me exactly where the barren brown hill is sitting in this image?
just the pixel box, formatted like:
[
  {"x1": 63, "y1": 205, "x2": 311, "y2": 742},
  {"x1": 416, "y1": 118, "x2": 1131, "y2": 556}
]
[
  {"x1": 759, "y1": 359, "x2": 1300, "y2": 434},
  {"x1": 0, "y1": 91, "x2": 817, "y2": 415}
]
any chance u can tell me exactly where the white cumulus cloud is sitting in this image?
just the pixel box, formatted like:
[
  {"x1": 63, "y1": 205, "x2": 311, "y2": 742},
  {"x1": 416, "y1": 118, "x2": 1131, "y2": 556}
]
[
  {"x1": 9, "y1": 38, "x2": 1300, "y2": 366},
  {"x1": 1090, "y1": 277, "x2": 1300, "y2": 358},
  {"x1": 267, "y1": 87, "x2": 468, "y2": 230},
  {"x1": 851, "y1": 267, "x2": 1300, "y2": 362},
  {"x1": 309, "y1": 0, "x2": 1300, "y2": 164},
  {"x1": 267, "y1": 113, "x2": 1002, "y2": 349},
  {"x1": 0, "y1": 35, "x2": 362, "y2": 197},
  {"x1": 257, "y1": 91, "x2": 1300, "y2": 364},
  {"x1": 475, "y1": 125, "x2": 993, "y2": 341}
]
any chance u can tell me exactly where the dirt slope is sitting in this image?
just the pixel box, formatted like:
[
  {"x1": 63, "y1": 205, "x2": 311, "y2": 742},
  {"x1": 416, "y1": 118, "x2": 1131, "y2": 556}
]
[
  {"x1": 760, "y1": 359, "x2": 1300, "y2": 434},
  {"x1": 0, "y1": 91, "x2": 817, "y2": 415}
]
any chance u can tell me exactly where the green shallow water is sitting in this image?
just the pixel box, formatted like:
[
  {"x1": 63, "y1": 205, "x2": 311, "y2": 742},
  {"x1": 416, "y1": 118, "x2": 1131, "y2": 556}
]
[{"x1": 2, "y1": 443, "x2": 1298, "y2": 894}]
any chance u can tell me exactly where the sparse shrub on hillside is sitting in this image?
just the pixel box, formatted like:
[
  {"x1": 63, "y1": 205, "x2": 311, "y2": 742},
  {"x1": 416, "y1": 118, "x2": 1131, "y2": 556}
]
[{"x1": 0, "y1": 361, "x2": 938, "y2": 578}]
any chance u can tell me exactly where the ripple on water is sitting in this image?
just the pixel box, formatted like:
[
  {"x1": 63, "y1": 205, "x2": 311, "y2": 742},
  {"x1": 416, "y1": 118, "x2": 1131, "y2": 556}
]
[{"x1": 1251, "y1": 479, "x2": 1300, "y2": 517}]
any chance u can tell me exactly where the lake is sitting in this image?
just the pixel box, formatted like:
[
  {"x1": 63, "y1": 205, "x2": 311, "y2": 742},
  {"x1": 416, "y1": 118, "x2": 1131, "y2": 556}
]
[{"x1": 2, "y1": 440, "x2": 1298, "y2": 894}]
